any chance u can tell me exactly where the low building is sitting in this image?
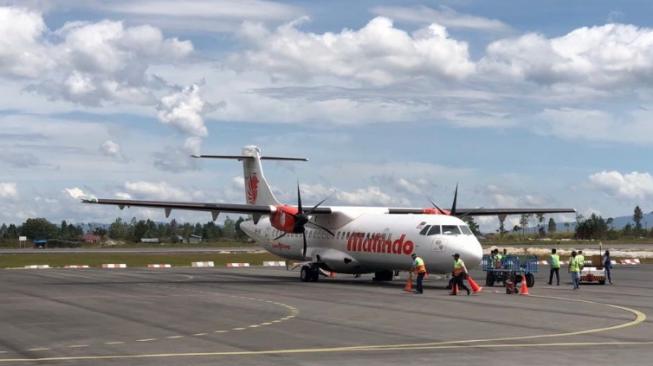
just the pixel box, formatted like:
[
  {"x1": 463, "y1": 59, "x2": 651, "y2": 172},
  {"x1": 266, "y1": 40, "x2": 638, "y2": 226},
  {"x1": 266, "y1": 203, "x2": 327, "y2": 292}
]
[
  {"x1": 189, "y1": 234, "x2": 202, "y2": 244},
  {"x1": 140, "y1": 238, "x2": 160, "y2": 244},
  {"x1": 82, "y1": 234, "x2": 101, "y2": 244}
]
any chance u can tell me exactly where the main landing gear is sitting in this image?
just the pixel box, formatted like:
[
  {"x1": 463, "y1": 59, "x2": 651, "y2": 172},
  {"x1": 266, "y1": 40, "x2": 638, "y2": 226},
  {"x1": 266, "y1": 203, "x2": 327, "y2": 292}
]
[
  {"x1": 300, "y1": 264, "x2": 320, "y2": 282},
  {"x1": 372, "y1": 270, "x2": 394, "y2": 281}
]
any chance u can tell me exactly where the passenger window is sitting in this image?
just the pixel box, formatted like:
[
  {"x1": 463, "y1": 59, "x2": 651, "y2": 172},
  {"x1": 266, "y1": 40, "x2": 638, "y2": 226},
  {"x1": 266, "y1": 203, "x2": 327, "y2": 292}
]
[
  {"x1": 427, "y1": 225, "x2": 441, "y2": 236},
  {"x1": 442, "y1": 225, "x2": 461, "y2": 235},
  {"x1": 460, "y1": 226, "x2": 473, "y2": 235},
  {"x1": 419, "y1": 225, "x2": 431, "y2": 235}
]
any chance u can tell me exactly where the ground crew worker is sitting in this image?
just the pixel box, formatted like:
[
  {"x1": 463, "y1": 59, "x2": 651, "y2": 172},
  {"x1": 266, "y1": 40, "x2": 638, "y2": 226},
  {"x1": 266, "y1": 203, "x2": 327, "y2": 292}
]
[
  {"x1": 451, "y1": 253, "x2": 470, "y2": 296},
  {"x1": 495, "y1": 249, "x2": 503, "y2": 268},
  {"x1": 603, "y1": 250, "x2": 613, "y2": 284},
  {"x1": 577, "y1": 250, "x2": 585, "y2": 270},
  {"x1": 569, "y1": 251, "x2": 580, "y2": 289},
  {"x1": 548, "y1": 248, "x2": 560, "y2": 286},
  {"x1": 411, "y1": 253, "x2": 427, "y2": 294}
]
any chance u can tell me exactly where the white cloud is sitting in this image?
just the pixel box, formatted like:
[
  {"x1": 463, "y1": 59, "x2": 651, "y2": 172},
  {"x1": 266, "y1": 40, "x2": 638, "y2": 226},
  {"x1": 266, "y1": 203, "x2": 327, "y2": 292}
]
[
  {"x1": 236, "y1": 16, "x2": 474, "y2": 86},
  {"x1": 64, "y1": 187, "x2": 87, "y2": 200},
  {"x1": 123, "y1": 181, "x2": 198, "y2": 201},
  {"x1": 480, "y1": 24, "x2": 653, "y2": 88},
  {"x1": 533, "y1": 108, "x2": 653, "y2": 145},
  {"x1": 0, "y1": 6, "x2": 52, "y2": 78},
  {"x1": 106, "y1": 0, "x2": 301, "y2": 22},
  {"x1": 298, "y1": 183, "x2": 409, "y2": 206},
  {"x1": 100, "y1": 140, "x2": 123, "y2": 158},
  {"x1": 372, "y1": 5, "x2": 510, "y2": 32},
  {"x1": 0, "y1": 182, "x2": 18, "y2": 199},
  {"x1": 0, "y1": 6, "x2": 193, "y2": 105},
  {"x1": 589, "y1": 171, "x2": 653, "y2": 200},
  {"x1": 157, "y1": 84, "x2": 207, "y2": 137}
]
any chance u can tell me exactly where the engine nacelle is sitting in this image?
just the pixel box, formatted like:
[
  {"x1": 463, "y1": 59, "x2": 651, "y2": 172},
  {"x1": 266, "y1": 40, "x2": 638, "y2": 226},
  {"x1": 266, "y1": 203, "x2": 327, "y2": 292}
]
[{"x1": 271, "y1": 205, "x2": 300, "y2": 233}]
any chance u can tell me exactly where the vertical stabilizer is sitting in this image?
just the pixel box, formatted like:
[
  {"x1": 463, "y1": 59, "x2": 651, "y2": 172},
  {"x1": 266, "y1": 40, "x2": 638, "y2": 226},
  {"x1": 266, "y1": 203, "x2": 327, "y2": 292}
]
[{"x1": 241, "y1": 146, "x2": 280, "y2": 206}]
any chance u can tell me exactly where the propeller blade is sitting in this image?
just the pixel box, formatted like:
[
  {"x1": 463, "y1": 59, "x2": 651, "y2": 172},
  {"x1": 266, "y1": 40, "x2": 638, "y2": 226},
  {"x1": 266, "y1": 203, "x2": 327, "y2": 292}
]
[
  {"x1": 273, "y1": 232, "x2": 287, "y2": 241},
  {"x1": 428, "y1": 198, "x2": 445, "y2": 214},
  {"x1": 307, "y1": 221, "x2": 335, "y2": 236},
  {"x1": 302, "y1": 231, "x2": 307, "y2": 258},
  {"x1": 296, "y1": 183, "x2": 303, "y2": 214},
  {"x1": 306, "y1": 196, "x2": 329, "y2": 215},
  {"x1": 451, "y1": 184, "x2": 458, "y2": 216}
]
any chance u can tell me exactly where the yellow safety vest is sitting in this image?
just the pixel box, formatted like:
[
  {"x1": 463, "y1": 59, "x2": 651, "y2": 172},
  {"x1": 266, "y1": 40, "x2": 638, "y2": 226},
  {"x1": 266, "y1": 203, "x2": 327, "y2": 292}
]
[
  {"x1": 453, "y1": 258, "x2": 465, "y2": 275},
  {"x1": 569, "y1": 257, "x2": 580, "y2": 272},
  {"x1": 414, "y1": 257, "x2": 426, "y2": 273},
  {"x1": 550, "y1": 254, "x2": 560, "y2": 269}
]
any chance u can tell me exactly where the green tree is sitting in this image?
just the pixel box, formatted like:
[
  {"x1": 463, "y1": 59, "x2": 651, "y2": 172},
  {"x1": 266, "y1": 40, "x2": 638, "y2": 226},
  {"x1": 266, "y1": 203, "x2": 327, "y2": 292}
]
[
  {"x1": 498, "y1": 215, "x2": 507, "y2": 235},
  {"x1": 634, "y1": 206, "x2": 643, "y2": 234},
  {"x1": 108, "y1": 218, "x2": 129, "y2": 240},
  {"x1": 519, "y1": 214, "x2": 531, "y2": 237},
  {"x1": 462, "y1": 216, "x2": 481, "y2": 236},
  {"x1": 222, "y1": 217, "x2": 236, "y2": 239},
  {"x1": 575, "y1": 214, "x2": 608, "y2": 240},
  {"x1": 20, "y1": 218, "x2": 58, "y2": 239},
  {"x1": 547, "y1": 217, "x2": 557, "y2": 234}
]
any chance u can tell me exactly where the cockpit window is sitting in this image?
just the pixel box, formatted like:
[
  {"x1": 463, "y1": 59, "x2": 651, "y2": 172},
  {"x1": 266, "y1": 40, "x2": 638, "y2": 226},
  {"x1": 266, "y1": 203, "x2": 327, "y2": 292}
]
[
  {"x1": 427, "y1": 225, "x2": 441, "y2": 236},
  {"x1": 460, "y1": 226, "x2": 473, "y2": 235},
  {"x1": 419, "y1": 225, "x2": 431, "y2": 235},
  {"x1": 442, "y1": 225, "x2": 461, "y2": 235}
]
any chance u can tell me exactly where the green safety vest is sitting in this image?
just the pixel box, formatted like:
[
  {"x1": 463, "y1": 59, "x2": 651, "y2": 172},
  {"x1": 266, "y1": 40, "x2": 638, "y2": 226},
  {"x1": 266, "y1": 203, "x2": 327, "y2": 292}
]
[
  {"x1": 569, "y1": 257, "x2": 580, "y2": 272},
  {"x1": 550, "y1": 254, "x2": 560, "y2": 269},
  {"x1": 577, "y1": 255, "x2": 585, "y2": 267},
  {"x1": 454, "y1": 258, "x2": 464, "y2": 269}
]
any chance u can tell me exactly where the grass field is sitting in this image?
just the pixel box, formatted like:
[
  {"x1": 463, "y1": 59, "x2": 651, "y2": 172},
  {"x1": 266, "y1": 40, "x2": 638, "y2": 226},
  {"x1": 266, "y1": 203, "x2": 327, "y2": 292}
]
[{"x1": 0, "y1": 252, "x2": 282, "y2": 269}]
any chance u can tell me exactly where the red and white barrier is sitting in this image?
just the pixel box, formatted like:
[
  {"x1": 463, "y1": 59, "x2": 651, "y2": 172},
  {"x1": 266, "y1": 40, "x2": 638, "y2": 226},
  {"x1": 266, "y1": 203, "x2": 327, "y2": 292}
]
[
  {"x1": 24, "y1": 265, "x2": 50, "y2": 269},
  {"x1": 262, "y1": 261, "x2": 286, "y2": 267},
  {"x1": 64, "y1": 265, "x2": 90, "y2": 269},
  {"x1": 102, "y1": 264, "x2": 127, "y2": 269},
  {"x1": 147, "y1": 264, "x2": 172, "y2": 268},
  {"x1": 192, "y1": 261, "x2": 214, "y2": 268},
  {"x1": 226, "y1": 263, "x2": 250, "y2": 268}
]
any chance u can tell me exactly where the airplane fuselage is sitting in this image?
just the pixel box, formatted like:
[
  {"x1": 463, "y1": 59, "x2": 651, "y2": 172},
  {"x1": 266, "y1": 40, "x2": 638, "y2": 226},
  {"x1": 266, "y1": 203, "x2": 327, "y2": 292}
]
[{"x1": 241, "y1": 208, "x2": 483, "y2": 274}]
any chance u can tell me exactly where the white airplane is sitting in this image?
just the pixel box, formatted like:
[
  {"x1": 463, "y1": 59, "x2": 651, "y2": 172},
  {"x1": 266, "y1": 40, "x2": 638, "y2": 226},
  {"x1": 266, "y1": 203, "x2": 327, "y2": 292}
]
[{"x1": 84, "y1": 146, "x2": 575, "y2": 282}]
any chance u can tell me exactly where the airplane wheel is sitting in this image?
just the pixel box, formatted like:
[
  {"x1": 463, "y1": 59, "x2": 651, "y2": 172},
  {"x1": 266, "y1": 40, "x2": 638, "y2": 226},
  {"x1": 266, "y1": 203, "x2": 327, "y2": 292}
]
[
  {"x1": 310, "y1": 266, "x2": 320, "y2": 282},
  {"x1": 526, "y1": 273, "x2": 535, "y2": 288},
  {"x1": 300, "y1": 266, "x2": 311, "y2": 282}
]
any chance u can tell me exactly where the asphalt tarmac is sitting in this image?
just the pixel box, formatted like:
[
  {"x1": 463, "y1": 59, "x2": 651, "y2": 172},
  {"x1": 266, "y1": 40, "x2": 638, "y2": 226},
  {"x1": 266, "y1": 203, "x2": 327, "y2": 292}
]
[{"x1": 0, "y1": 264, "x2": 651, "y2": 365}]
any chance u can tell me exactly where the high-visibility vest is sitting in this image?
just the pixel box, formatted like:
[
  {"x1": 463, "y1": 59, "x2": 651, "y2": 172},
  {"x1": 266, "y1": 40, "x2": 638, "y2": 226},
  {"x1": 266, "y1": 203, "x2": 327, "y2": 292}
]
[
  {"x1": 414, "y1": 257, "x2": 426, "y2": 273},
  {"x1": 569, "y1": 257, "x2": 580, "y2": 272},
  {"x1": 550, "y1": 254, "x2": 560, "y2": 269},
  {"x1": 577, "y1": 255, "x2": 585, "y2": 268},
  {"x1": 453, "y1": 258, "x2": 465, "y2": 275}
]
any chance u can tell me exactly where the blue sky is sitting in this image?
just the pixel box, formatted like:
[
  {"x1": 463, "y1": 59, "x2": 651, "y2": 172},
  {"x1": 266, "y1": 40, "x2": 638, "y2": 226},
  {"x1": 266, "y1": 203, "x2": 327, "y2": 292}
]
[{"x1": 2, "y1": 0, "x2": 653, "y2": 231}]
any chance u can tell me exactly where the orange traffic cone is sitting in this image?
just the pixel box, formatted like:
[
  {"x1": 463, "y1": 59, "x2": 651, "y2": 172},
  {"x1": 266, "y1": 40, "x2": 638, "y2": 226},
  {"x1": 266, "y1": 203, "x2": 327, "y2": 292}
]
[
  {"x1": 519, "y1": 274, "x2": 529, "y2": 296},
  {"x1": 403, "y1": 273, "x2": 413, "y2": 292},
  {"x1": 449, "y1": 283, "x2": 458, "y2": 295},
  {"x1": 467, "y1": 276, "x2": 483, "y2": 294}
]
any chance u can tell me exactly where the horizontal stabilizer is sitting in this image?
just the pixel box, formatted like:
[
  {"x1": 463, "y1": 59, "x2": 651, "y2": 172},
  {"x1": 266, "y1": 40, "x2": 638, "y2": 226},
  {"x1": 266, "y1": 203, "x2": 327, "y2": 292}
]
[{"x1": 192, "y1": 155, "x2": 307, "y2": 161}]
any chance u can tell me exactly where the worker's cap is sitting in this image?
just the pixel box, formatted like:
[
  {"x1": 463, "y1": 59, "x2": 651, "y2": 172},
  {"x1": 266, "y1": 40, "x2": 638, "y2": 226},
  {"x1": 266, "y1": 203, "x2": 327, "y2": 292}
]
[
  {"x1": 411, "y1": 253, "x2": 417, "y2": 258},
  {"x1": 452, "y1": 253, "x2": 460, "y2": 258}
]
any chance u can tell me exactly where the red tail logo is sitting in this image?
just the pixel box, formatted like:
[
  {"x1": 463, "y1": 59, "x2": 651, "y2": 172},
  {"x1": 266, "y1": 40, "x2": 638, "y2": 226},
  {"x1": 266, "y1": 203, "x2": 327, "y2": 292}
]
[{"x1": 246, "y1": 174, "x2": 259, "y2": 204}]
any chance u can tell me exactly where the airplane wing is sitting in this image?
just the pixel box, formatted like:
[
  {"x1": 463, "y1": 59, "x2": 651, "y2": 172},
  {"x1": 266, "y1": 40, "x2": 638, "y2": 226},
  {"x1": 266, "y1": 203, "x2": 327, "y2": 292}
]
[
  {"x1": 387, "y1": 207, "x2": 575, "y2": 216},
  {"x1": 82, "y1": 198, "x2": 332, "y2": 217}
]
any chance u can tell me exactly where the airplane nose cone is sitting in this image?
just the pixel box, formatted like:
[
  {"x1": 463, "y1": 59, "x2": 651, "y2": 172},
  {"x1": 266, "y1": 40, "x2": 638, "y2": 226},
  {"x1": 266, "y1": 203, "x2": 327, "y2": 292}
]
[{"x1": 463, "y1": 238, "x2": 483, "y2": 269}]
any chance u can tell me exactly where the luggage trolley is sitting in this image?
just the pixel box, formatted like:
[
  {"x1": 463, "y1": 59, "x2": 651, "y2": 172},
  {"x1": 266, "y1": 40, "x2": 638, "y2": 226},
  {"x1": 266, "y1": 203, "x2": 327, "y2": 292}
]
[{"x1": 482, "y1": 254, "x2": 538, "y2": 288}]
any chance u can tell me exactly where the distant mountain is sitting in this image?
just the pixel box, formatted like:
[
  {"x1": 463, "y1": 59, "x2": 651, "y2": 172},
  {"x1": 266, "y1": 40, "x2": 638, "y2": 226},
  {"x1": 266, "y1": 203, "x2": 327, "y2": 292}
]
[{"x1": 606, "y1": 212, "x2": 653, "y2": 230}]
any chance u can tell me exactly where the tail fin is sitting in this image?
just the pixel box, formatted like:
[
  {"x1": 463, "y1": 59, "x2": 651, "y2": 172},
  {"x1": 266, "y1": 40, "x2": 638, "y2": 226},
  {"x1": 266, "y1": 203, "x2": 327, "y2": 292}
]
[
  {"x1": 241, "y1": 146, "x2": 280, "y2": 205},
  {"x1": 193, "y1": 145, "x2": 307, "y2": 206}
]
